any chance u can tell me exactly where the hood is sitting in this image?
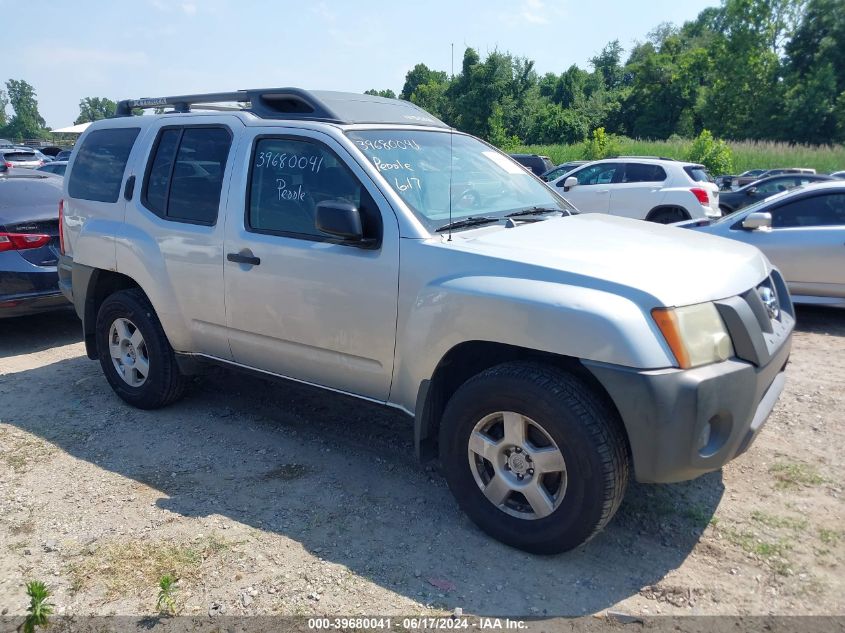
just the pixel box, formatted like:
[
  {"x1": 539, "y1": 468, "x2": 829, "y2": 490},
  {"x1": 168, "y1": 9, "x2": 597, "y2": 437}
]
[{"x1": 445, "y1": 214, "x2": 770, "y2": 307}]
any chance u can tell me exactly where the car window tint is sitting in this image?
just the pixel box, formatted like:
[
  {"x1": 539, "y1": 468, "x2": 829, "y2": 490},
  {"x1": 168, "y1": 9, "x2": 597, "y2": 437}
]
[
  {"x1": 772, "y1": 194, "x2": 845, "y2": 228},
  {"x1": 624, "y1": 163, "x2": 666, "y2": 183},
  {"x1": 167, "y1": 128, "x2": 231, "y2": 224},
  {"x1": 68, "y1": 128, "x2": 140, "y2": 202},
  {"x1": 757, "y1": 179, "x2": 791, "y2": 194},
  {"x1": 142, "y1": 126, "x2": 231, "y2": 225},
  {"x1": 570, "y1": 163, "x2": 620, "y2": 186},
  {"x1": 248, "y1": 138, "x2": 366, "y2": 239},
  {"x1": 144, "y1": 129, "x2": 181, "y2": 216},
  {"x1": 684, "y1": 166, "x2": 713, "y2": 182}
]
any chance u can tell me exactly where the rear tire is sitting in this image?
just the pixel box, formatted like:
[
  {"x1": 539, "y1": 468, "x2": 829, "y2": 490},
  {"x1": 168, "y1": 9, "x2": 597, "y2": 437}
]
[
  {"x1": 647, "y1": 207, "x2": 689, "y2": 224},
  {"x1": 95, "y1": 288, "x2": 188, "y2": 409},
  {"x1": 439, "y1": 362, "x2": 629, "y2": 554}
]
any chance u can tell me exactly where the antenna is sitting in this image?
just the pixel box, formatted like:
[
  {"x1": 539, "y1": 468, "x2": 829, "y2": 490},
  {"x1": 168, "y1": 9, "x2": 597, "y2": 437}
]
[{"x1": 451, "y1": 43, "x2": 454, "y2": 79}]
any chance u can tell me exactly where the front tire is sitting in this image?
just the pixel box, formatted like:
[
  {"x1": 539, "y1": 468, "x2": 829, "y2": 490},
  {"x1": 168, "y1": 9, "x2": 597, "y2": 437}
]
[
  {"x1": 439, "y1": 362, "x2": 629, "y2": 554},
  {"x1": 95, "y1": 288, "x2": 188, "y2": 409}
]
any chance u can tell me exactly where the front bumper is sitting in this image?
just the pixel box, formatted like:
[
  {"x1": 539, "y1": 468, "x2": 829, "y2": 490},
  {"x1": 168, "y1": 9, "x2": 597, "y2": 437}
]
[{"x1": 584, "y1": 272, "x2": 794, "y2": 483}]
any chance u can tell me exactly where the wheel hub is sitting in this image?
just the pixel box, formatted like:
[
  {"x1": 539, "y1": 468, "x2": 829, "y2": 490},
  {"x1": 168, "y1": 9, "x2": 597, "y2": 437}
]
[
  {"x1": 506, "y1": 449, "x2": 530, "y2": 476},
  {"x1": 109, "y1": 317, "x2": 149, "y2": 387},
  {"x1": 467, "y1": 411, "x2": 567, "y2": 520}
]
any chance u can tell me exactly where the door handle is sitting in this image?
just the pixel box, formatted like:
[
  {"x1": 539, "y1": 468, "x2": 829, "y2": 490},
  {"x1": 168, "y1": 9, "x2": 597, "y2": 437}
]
[{"x1": 227, "y1": 252, "x2": 261, "y2": 266}]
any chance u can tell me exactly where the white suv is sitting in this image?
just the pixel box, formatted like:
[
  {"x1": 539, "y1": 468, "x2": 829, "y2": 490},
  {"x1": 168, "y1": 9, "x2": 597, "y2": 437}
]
[{"x1": 551, "y1": 157, "x2": 721, "y2": 223}]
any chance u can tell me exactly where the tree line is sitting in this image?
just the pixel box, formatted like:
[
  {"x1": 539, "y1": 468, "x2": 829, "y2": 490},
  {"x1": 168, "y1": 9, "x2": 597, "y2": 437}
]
[
  {"x1": 2, "y1": 0, "x2": 842, "y2": 149},
  {"x1": 366, "y1": 0, "x2": 844, "y2": 147}
]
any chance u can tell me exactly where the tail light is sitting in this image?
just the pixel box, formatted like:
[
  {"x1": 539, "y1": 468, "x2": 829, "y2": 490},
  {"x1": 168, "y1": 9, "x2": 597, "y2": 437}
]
[
  {"x1": 691, "y1": 188, "x2": 710, "y2": 205},
  {"x1": 3, "y1": 162, "x2": 12, "y2": 169},
  {"x1": 0, "y1": 232, "x2": 52, "y2": 253},
  {"x1": 58, "y1": 198, "x2": 66, "y2": 255}
]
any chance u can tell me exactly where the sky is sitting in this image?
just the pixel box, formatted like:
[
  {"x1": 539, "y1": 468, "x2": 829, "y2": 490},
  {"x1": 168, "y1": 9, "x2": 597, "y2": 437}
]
[{"x1": 2, "y1": 0, "x2": 716, "y2": 129}]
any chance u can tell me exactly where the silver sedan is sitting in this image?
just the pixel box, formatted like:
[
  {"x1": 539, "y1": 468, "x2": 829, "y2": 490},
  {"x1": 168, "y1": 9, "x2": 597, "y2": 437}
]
[{"x1": 689, "y1": 181, "x2": 845, "y2": 307}]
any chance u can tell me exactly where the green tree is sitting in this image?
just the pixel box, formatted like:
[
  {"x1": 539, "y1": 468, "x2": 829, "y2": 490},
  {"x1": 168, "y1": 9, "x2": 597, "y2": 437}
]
[
  {"x1": 363, "y1": 89, "x2": 396, "y2": 99},
  {"x1": 687, "y1": 129, "x2": 734, "y2": 174},
  {"x1": 2, "y1": 79, "x2": 47, "y2": 140},
  {"x1": 0, "y1": 88, "x2": 8, "y2": 128},
  {"x1": 400, "y1": 63, "x2": 448, "y2": 100},
  {"x1": 782, "y1": 0, "x2": 845, "y2": 142},
  {"x1": 75, "y1": 97, "x2": 117, "y2": 124}
]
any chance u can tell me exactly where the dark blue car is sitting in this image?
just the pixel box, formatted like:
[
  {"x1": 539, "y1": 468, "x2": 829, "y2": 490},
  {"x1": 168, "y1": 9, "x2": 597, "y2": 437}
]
[{"x1": 0, "y1": 172, "x2": 70, "y2": 318}]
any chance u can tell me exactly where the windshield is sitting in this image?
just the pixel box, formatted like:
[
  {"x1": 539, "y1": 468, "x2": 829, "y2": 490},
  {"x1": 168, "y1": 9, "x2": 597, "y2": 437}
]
[{"x1": 346, "y1": 130, "x2": 573, "y2": 231}]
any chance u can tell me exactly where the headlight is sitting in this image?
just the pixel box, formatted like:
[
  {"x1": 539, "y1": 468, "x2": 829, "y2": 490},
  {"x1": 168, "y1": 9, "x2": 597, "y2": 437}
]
[{"x1": 652, "y1": 302, "x2": 734, "y2": 369}]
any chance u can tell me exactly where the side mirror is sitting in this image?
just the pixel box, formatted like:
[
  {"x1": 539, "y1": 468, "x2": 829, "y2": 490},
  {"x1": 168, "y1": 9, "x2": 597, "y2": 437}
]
[
  {"x1": 315, "y1": 201, "x2": 363, "y2": 241},
  {"x1": 560, "y1": 176, "x2": 578, "y2": 191},
  {"x1": 746, "y1": 186, "x2": 757, "y2": 195},
  {"x1": 742, "y1": 212, "x2": 772, "y2": 230}
]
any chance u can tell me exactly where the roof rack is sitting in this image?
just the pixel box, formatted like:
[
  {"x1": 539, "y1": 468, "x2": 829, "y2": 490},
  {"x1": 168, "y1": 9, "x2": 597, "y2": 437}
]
[
  {"x1": 608, "y1": 155, "x2": 678, "y2": 161},
  {"x1": 115, "y1": 88, "x2": 450, "y2": 128}
]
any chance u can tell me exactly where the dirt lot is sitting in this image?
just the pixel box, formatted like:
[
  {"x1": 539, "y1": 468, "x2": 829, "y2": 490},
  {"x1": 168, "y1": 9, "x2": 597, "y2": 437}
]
[{"x1": 0, "y1": 306, "x2": 843, "y2": 619}]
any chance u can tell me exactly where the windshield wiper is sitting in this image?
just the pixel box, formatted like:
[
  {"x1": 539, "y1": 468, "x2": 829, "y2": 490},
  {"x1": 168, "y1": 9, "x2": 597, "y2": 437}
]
[
  {"x1": 435, "y1": 216, "x2": 500, "y2": 232},
  {"x1": 504, "y1": 206, "x2": 563, "y2": 218}
]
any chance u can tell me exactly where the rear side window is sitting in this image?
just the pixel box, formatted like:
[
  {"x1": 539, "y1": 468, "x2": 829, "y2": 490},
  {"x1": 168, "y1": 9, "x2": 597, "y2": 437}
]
[
  {"x1": 142, "y1": 126, "x2": 232, "y2": 225},
  {"x1": 684, "y1": 166, "x2": 713, "y2": 183},
  {"x1": 624, "y1": 163, "x2": 666, "y2": 183},
  {"x1": 68, "y1": 128, "x2": 140, "y2": 202}
]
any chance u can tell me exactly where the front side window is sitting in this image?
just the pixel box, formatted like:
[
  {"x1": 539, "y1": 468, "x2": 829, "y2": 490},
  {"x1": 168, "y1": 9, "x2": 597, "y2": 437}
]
[
  {"x1": 569, "y1": 163, "x2": 622, "y2": 186},
  {"x1": 248, "y1": 137, "x2": 380, "y2": 241},
  {"x1": 68, "y1": 127, "x2": 140, "y2": 202},
  {"x1": 346, "y1": 130, "x2": 572, "y2": 232},
  {"x1": 142, "y1": 126, "x2": 231, "y2": 225},
  {"x1": 756, "y1": 178, "x2": 794, "y2": 194},
  {"x1": 772, "y1": 194, "x2": 845, "y2": 228}
]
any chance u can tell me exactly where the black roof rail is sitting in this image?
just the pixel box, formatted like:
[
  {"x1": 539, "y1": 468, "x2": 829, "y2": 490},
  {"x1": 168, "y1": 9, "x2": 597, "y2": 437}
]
[
  {"x1": 115, "y1": 88, "x2": 450, "y2": 128},
  {"x1": 608, "y1": 155, "x2": 678, "y2": 161}
]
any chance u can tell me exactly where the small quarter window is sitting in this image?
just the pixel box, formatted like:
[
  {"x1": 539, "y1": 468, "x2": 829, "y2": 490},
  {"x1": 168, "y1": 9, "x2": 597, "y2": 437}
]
[{"x1": 68, "y1": 127, "x2": 140, "y2": 202}]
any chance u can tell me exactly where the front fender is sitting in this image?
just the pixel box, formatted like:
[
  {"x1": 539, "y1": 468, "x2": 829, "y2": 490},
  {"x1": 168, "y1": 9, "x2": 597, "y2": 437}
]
[{"x1": 389, "y1": 274, "x2": 675, "y2": 413}]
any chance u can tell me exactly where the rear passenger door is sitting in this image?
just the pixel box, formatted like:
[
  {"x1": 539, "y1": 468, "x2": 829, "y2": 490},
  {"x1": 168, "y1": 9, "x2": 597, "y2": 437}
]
[
  {"x1": 609, "y1": 162, "x2": 667, "y2": 219},
  {"x1": 118, "y1": 117, "x2": 238, "y2": 359},
  {"x1": 223, "y1": 129, "x2": 400, "y2": 401}
]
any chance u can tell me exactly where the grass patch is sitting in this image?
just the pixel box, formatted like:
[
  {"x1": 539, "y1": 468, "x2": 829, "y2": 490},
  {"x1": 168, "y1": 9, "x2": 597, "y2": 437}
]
[
  {"x1": 719, "y1": 526, "x2": 793, "y2": 574},
  {"x1": 0, "y1": 428, "x2": 55, "y2": 474},
  {"x1": 769, "y1": 462, "x2": 826, "y2": 489},
  {"x1": 68, "y1": 535, "x2": 232, "y2": 598},
  {"x1": 514, "y1": 138, "x2": 845, "y2": 174},
  {"x1": 818, "y1": 529, "x2": 841, "y2": 546},
  {"x1": 750, "y1": 511, "x2": 808, "y2": 531}
]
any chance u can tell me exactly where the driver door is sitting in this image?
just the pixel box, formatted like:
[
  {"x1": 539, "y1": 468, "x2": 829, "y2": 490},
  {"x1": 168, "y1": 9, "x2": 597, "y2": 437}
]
[
  {"x1": 223, "y1": 130, "x2": 400, "y2": 400},
  {"x1": 555, "y1": 162, "x2": 622, "y2": 214}
]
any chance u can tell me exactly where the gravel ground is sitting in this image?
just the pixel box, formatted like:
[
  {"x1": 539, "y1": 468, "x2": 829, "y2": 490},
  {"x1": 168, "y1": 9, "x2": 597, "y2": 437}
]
[{"x1": 0, "y1": 306, "x2": 843, "y2": 618}]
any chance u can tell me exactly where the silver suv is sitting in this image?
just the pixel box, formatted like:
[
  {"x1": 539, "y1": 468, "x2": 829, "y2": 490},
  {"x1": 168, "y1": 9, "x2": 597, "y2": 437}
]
[{"x1": 58, "y1": 88, "x2": 794, "y2": 553}]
